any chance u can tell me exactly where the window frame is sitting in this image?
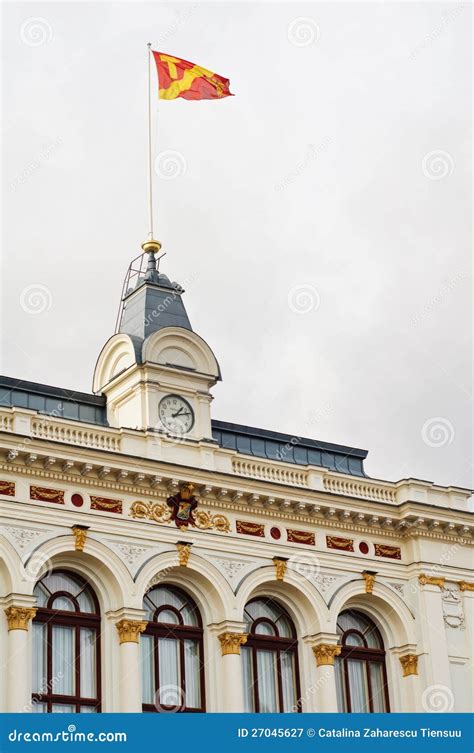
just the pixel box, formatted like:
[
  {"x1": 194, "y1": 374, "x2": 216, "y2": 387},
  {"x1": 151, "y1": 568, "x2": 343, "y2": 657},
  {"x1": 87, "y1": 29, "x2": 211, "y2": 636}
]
[
  {"x1": 142, "y1": 585, "x2": 205, "y2": 713},
  {"x1": 32, "y1": 570, "x2": 101, "y2": 713},
  {"x1": 336, "y1": 611, "x2": 390, "y2": 713},
  {"x1": 244, "y1": 598, "x2": 301, "y2": 713}
]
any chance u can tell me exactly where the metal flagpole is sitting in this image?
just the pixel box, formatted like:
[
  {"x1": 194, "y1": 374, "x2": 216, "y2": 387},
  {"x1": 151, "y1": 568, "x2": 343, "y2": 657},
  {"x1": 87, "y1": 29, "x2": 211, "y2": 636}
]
[{"x1": 143, "y1": 43, "x2": 161, "y2": 262}]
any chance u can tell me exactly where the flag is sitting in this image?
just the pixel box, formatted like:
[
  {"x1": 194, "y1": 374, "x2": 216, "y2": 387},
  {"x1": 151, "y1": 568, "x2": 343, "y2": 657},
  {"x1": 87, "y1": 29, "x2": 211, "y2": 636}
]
[{"x1": 152, "y1": 51, "x2": 233, "y2": 101}]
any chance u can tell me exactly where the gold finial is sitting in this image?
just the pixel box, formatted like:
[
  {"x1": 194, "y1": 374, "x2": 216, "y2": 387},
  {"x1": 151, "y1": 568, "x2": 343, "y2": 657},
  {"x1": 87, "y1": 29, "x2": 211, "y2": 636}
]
[{"x1": 141, "y1": 239, "x2": 162, "y2": 255}]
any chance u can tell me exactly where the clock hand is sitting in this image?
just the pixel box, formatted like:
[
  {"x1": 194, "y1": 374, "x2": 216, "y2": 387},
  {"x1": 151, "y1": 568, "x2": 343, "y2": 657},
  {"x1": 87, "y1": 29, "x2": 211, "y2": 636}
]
[{"x1": 171, "y1": 408, "x2": 185, "y2": 418}]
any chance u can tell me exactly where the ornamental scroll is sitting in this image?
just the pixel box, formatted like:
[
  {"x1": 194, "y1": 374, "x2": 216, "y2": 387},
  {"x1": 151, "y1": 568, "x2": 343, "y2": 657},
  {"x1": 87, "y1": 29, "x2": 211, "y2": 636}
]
[{"x1": 130, "y1": 484, "x2": 230, "y2": 534}]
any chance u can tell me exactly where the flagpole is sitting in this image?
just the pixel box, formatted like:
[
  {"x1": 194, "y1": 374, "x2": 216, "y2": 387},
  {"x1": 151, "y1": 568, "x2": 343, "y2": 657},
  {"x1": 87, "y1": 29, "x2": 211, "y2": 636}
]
[{"x1": 143, "y1": 42, "x2": 161, "y2": 258}]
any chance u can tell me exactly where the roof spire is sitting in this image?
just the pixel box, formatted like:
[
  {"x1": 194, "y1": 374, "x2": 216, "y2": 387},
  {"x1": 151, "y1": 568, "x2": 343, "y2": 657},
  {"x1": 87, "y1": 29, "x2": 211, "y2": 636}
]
[{"x1": 141, "y1": 238, "x2": 162, "y2": 283}]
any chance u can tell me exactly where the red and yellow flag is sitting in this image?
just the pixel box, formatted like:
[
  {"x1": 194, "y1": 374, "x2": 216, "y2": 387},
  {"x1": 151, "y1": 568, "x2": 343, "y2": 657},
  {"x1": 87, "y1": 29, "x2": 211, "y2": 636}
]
[{"x1": 152, "y1": 51, "x2": 233, "y2": 101}]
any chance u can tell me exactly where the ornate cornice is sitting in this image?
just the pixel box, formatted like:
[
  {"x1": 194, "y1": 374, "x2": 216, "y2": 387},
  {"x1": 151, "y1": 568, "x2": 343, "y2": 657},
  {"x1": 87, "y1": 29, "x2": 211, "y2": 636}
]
[
  {"x1": 312, "y1": 643, "x2": 342, "y2": 666},
  {"x1": 115, "y1": 619, "x2": 147, "y2": 644},
  {"x1": 218, "y1": 632, "x2": 248, "y2": 655},
  {"x1": 4, "y1": 606, "x2": 37, "y2": 631},
  {"x1": 399, "y1": 654, "x2": 418, "y2": 676},
  {"x1": 419, "y1": 574, "x2": 445, "y2": 588}
]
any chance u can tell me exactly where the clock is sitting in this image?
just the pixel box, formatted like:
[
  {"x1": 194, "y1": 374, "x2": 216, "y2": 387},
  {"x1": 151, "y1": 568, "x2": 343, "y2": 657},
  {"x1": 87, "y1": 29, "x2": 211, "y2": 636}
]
[{"x1": 158, "y1": 394, "x2": 194, "y2": 435}]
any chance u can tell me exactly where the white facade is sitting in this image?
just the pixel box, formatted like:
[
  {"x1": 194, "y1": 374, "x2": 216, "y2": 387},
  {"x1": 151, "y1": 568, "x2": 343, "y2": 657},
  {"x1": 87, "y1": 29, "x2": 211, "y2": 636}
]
[{"x1": 0, "y1": 260, "x2": 472, "y2": 714}]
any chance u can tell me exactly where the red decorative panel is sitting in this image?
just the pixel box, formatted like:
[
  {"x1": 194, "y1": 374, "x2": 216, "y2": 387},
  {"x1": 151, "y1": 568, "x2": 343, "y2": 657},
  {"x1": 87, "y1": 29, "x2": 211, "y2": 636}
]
[
  {"x1": 90, "y1": 495, "x2": 122, "y2": 514},
  {"x1": 236, "y1": 520, "x2": 265, "y2": 537},
  {"x1": 30, "y1": 486, "x2": 65, "y2": 504},
  {"x1": 374, "y1": 543, "x2": 401, "y2": 560},
  {"x1": 287, "y1": 529, "x2": 315, "y2": 546},
  {"x1": 71, "y1": 493, "x2": 84, "y2": 508},
  {"x1": 326, "y1": 535, "x2": 354, "y2": 552},
  {"x1": 0, "y1": 480, "x2": 15, "y2": 497},
  {"x1": 270, "y1": 527, "x2": 282, "y2": 540},
  {"x1": 359, "y1": 541, "x2": 369, "y2": 554}
]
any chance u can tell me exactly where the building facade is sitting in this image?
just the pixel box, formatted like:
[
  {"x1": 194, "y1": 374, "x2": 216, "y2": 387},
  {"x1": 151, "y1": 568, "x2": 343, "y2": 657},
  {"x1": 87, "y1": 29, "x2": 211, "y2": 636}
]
[{"x1": 0, "y1": 245, "x2": 472, "y2": 714}]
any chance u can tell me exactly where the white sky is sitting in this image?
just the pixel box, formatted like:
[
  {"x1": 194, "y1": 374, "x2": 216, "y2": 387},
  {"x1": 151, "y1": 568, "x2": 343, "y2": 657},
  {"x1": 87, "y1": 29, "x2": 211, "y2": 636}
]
[{"x1": 1, "y1": 1, "x2": 472, "y2": 489}]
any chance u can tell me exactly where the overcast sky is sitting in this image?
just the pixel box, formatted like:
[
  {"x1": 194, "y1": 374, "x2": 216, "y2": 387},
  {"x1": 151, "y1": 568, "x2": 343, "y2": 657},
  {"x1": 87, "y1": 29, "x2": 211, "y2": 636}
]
[{"x1": 1, "y1": 2, "x2": 472, "y2": 490}]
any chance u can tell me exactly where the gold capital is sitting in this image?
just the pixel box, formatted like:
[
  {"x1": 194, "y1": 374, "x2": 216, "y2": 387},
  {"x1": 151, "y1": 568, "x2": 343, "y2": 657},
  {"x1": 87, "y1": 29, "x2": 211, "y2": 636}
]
[
  {"x1": 362, "y1": 571, "x2": 377, "y2": 594},
  {"x1": 72, "y1": 525, "x2": 88, "y2": 552},
  {"x1": 273, "y1": 557, "x2": 288, "y2": 582},
  {"x1": 5, "y1": 606, "x2": 37, "y2": 631},
  {"x1": 399, "y1": 654, "x2": 418, "y2": 676},
  {"x1": 116, "y1": 619, "x2": 147, "y2": 644},
  {"x1": 218, "y1": 632, "x2": 248, "y2": 656},
  {"x1": 458, "y1": 581, "x2": 474, "y2": 592},
  {"x1": 312, "y1": 643, "x2": 342, "y2": 666},
  {"x1": 418, "y1": 573, "x2": 445, "y2": 588}
]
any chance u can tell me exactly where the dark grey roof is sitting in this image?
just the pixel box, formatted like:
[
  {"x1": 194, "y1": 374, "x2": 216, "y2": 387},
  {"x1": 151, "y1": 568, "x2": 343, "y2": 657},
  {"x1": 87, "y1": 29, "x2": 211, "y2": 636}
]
[
  {"x1": 211, "y1": 420, "x2": 367, "y2": 477},
  {"x1": 119, "y1": 279, "x2": 192, "y2": 341},
  {"x1": 0, "y1": 376, "x2": 107, "y2": 426},
  {"x1": 0, "y1": 376, "x2": 368, "y2": 476}
]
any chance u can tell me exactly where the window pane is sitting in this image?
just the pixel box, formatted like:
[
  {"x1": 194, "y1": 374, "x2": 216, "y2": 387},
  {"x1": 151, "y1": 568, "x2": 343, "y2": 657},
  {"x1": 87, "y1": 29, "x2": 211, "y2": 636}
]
[
  {"x1": 254, "y1": 622, "x2": 276, "y2": 636},
  {"x1": 79, "y1": 628, "x2": 97, "y2": 698},
  {"x1": 346, "y1": 660, "x2": 370, "y2": 712},
  {"x1": 32, "y1": 622, "x2": 47, "y2": 694},
  {"x1": 76, "y1": 589, "x2": 95, "y2": 614},
  {"x1": 242, "y1": 647, "x2": 254, "y2": 712},
  {"x1": 52, "y1": 626, "x2": 75, "y2": 696},
  {"x1": 52, "y1": 704, "x2": 76, "y2": 713},
  {"x1": 335, "y1": 658, "x2": 348, "y2": 712},
  {"x1": 184, "y1": 639, "x2": 201, "y2": 708},
  {"x1": 369, "y1": 662, "x2": 388, "y2": 712},
  {"x1": 157, "y1": 609, "x2": 179, "y2": 625},
  {"x1": 158, "y1": 638, "x2": 181, "y2": 707},
  {"x1": 80, "y1": 706, "x2": 97, "y2": 713},
  {"x1": 345, "y1": 632, "x2": 364, "y2": 647},
  {"x1": 256, "y1": 650, "x2": 278, "y2": 712},
  {"x1": 31, "y1": 701, "x2": 47, "y2": 713},
  {"x1": 281, "y1": 650, "x2": 297, "y2": 712},
  {"x1": 141, "y1": 635, "x2": 155, "y2": 705},
  {"x1": 52, "y1": 596, "x2": 75, "y2": 612}
]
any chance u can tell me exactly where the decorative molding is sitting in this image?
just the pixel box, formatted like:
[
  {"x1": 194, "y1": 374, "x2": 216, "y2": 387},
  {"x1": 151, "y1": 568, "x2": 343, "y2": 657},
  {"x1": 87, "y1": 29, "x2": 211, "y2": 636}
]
[
  {"x1": 177, "y1": 542, "x2": 192, "y2": 567},
  {"x1": 71, "y1": 525, "x2": 89, "y2": 552},
  {"x1": 326, "y1": 535, "x2": 354, "y2": 552},
  {"x1": 441, "y1": 583, "x2": 464, "y2": 628},
  {"x1": 4, "y1": 527, "x2": 44, "y2": 550},
  {"x1": 130, "y1": 500, "x2": 171, "y2": 523},
  {"x1": 312, "y1": 643, "x2": 341, "y2": 666},
  {"x1": 194, "y1": 510, "x2": 231, "y2": 533},
  {"x1": 218, "y1": 632, "x2": 248, "y2": 656},
  {"x1": 109, "y1": 542, "x2": 149, "y2": 565},
  {"x1": 130, "y1": 499, "x2": 230, "y2": 533},
  {"x1": 286, "y1": 528, "x2": 315, "y2": 545},
  {"x1": 273, "y1": 557, "x2": 288, "y2": 582},
  {"x1": 458, "y1": 581, "x2": 474, "y2": 592},
  {"x1": 115, "y1": 619, "x2": 147, "y2": 644},
  {"x1": 388, "y1": 582, "x2": 405, "y2": 597},
  {"x1": 374, "y1": 543, "x2": 401, "y2": 560},
  {"x1": 4, "y1": 606, "x2": 37, "y2": 631},
  {"x1": 418, "y1": 573, "x2": 445, "y2": 588},
  {"x1": 236, "y1": 520, "x2": 265, "y2": 537},
  {"x1": 30, "y1": 485, "x2": 64, "y2": 504},
  {"x1": 313, "y1": 574, "x2": 340, "y2": 594},
  {"x1": 90, "y1": 495, "x2": 122, "y2": 514},
  {"x1": 0, "y1": 480, "x2": 15, "y2": 496},
  {"x1": 399, "y1": 654, "x2": 418, "y2": 677},
  {"x1": 362, "y1": 571, "x2": 377, "y2": 594}
]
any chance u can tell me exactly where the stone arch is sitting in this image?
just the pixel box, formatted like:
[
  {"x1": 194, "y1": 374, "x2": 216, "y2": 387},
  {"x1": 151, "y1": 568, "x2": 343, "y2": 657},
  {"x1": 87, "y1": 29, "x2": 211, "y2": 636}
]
[
  {"x1": 0, "y1": 534, "x2": 22, "y2": 594},
  {"x1": 135, "y1": 551, "x2": 234, "y2": 624},
  {"x1": 328, "y1": 578, "x2": 417, "y2": 648},
  {"x1": 22, "y1": 535, "x2": 133, "y2": 613},
  {"x1": 93, "y1": 333, "x2": 140, "y2": 392},
  {"x1": 142, "y1": 328, "x2": 220, "y2": 378},
  {"x1": 235, "y1": 566, "x2": 328, "y2": 638}
]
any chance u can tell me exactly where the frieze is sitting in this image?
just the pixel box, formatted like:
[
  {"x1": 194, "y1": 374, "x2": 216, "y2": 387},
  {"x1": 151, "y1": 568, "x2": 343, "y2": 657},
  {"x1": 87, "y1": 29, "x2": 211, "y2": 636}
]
[{"x1": 441, "y1": 583, "x2": 465, "y2": 629}]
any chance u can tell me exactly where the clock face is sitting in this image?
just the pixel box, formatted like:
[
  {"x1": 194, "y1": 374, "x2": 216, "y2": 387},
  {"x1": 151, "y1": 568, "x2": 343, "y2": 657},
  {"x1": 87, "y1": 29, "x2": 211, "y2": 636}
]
[{"x1": 158, "y1": 395, "x2": 194, "y2": 435}]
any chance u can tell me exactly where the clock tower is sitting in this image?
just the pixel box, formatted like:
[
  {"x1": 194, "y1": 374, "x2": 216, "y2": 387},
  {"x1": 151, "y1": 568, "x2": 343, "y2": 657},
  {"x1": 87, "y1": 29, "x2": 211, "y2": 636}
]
[{"x1": 93, "y1": 241, "x2": 221, "y2": 453}]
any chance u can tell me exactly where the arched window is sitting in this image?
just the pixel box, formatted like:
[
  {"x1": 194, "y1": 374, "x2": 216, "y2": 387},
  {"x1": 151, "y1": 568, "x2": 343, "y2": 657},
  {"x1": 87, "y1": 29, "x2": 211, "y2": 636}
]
[
  {"x1": 32, "y1": 571, "x2": 101, "y2": 713},
  {"x1": 335, "y1": 610, "x2": 390, "y2": 712},
  {"x1": 141, "y1": 585, "x2": 204, "y2": 712},
  {"x1": 242, "y1": 598, "x2": 300, "y2": 713}
]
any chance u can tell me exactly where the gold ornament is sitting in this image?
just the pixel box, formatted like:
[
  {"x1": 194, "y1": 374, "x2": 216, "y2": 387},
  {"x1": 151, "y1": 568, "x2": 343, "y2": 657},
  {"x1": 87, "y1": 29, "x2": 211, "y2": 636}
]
[
  {"x1": 5, "y1": 606, "x2": 37, "y2": 631},
  {"x1": 72, "y1": 525, "x2": 88, "y2": 552},
  {"x1": 458, "y1": 581, "x2": 474, "y2": 592},
  {"x1": 399, "y1": 654, "x2": 418, "y2": 676},
  {"x1": 273, "y1": 557, "x2": 288, "y2": 582},
  {"x1": 418, "y1": 574, "x2": 445, "y2": 588},
  {"x1": 362, "y1": 571, "x2": 377, "y2": 594},
  {"x1": 312, "y1": 644, "x2": 342, "y2": 666},
  {"x1": 177, "y1": 542, "x2": 192, "y2": 567},
  {"x1": 218, "y1": 632, "x2": 248, "y2": 655},
  {"x1": 116, "y1": 619, "x2": 147, "y2": 644}
]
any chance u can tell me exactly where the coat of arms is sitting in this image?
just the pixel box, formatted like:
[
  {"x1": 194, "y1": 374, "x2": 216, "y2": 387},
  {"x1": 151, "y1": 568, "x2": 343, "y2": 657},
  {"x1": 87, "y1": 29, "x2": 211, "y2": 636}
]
[{"x1": 167, "y1": 483, "x2": 198, "y2": 528}]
